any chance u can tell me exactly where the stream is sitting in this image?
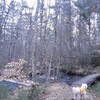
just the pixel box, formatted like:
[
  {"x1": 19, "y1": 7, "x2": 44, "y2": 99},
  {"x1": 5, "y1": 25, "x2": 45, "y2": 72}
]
[{"x1": 0, "y1": 71, "x2": 83, "y2": 91}]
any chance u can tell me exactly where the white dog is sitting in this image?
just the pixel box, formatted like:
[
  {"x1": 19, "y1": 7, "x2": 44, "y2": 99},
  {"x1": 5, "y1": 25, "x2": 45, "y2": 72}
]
[{"x1": 72, "y1": 83, "x2": 88, "y2": 100}]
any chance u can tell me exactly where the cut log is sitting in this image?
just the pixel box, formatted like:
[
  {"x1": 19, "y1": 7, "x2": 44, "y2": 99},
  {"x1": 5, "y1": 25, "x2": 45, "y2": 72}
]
[{"x1": 72, "y1": 73, "x2": 100, "y2": 86}]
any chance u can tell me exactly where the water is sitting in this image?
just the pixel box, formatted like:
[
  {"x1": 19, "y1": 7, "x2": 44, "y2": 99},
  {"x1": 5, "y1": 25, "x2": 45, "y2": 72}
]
[
  {"x1": 57, "y1": 71, "x2": 82, "y2": 84},
  {"x1": 28, "y1": 71, "x2": 83, "y2": 84}
]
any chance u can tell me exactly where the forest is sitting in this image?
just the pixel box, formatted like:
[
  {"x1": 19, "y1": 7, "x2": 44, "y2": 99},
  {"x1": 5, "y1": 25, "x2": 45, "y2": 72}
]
[{"x1": 0, "y1": 0, "x2": 100, "y2": 100}]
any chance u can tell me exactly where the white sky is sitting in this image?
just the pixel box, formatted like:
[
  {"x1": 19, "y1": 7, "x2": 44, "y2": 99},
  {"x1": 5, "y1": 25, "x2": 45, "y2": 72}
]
[
  {"x1": 26, "y1": 0, "x2": 37, "y2": 8},
  {"x1": 6, "y1": 0, "x2": 56, "y2": 16},
  {"x1": 6, "y1": 0, "x2": 55, "y2": 7},
  {"x1": 6, "y1": 0, "x2": 77, "y2": 7},
  {"x1": 6, "y1": 0, "x2": 36, "y2": 8}
]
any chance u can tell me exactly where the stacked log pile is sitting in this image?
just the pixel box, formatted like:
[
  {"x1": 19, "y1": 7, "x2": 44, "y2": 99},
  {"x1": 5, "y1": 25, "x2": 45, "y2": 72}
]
[
  {"x1": 2, "y1": 59, "x2": 27, "y2": 79},
  {"x1": 0, "y1": 59, "x2": 39, "y2": 86}
]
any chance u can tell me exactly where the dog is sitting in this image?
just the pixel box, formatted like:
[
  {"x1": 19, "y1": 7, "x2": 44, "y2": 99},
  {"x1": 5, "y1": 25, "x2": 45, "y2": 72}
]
[{"x1": 72, "y1": 83, "x2": 88, "y2": 100}]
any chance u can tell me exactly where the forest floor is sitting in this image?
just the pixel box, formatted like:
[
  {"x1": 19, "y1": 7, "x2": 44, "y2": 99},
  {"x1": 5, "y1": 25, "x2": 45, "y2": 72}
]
[
  {"x1": 42, "y1": 82, "x2": 73, "y2": 100},
  {"x1": 7, "y1": 81, "x2": 100, "y2": 100},
  {"x1": 42, "y1": 82, "x2": 99, "y2": 100}
]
